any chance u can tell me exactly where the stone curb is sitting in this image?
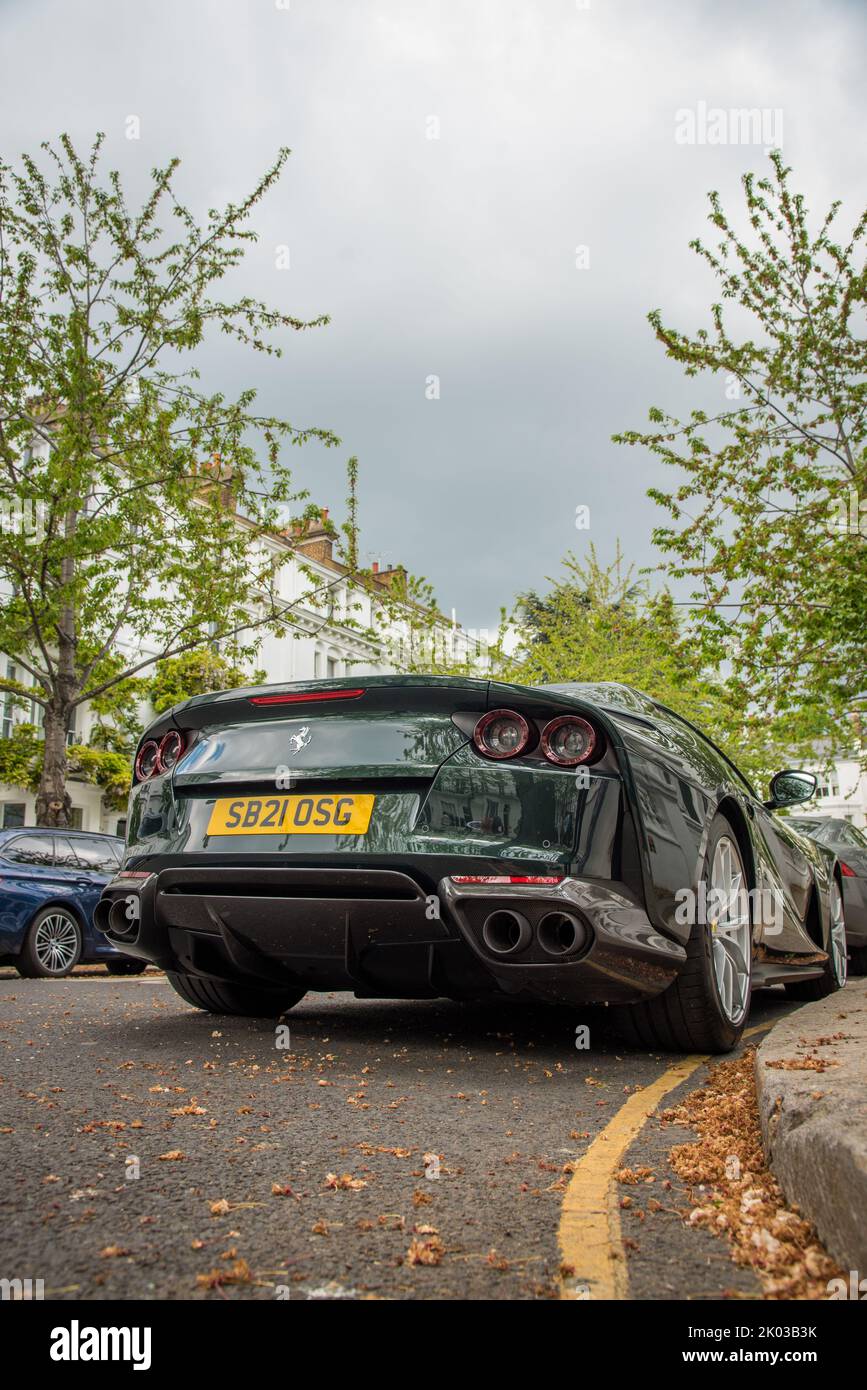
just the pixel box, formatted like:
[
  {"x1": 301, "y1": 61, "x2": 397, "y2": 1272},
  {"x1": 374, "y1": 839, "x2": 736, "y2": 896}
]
[{"x1": 754, "y1": 977, "x2": 867, "y2": 1273}]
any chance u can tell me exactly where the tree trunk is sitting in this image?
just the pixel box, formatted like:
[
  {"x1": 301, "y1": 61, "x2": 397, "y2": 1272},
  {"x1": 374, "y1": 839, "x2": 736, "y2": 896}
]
[
  {"x1": 35, "y1": 703, "x2": 73, "y2": 827},
  {"x1": 35, "y1": 508, "x2": 79, "y2": 828}
]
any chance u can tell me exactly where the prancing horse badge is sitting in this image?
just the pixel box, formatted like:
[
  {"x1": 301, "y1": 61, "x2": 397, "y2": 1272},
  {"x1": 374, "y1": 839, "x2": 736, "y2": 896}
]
[{"x1": 287, "y1": 725, "x2": 312, "y2": 754}]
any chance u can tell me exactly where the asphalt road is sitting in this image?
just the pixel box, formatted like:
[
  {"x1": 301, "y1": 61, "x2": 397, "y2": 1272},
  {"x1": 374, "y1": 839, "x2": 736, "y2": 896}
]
[{"x1": 0, "y1": 971, "x2": 800, "y2": 1301}]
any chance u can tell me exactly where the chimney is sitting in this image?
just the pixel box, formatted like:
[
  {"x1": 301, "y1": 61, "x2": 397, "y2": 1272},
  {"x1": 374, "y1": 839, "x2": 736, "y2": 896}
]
[
  {"x1": 197, "y1": 452, "x2": 239, "y2": 509},
  {"x1": 289, "y1": 508, "x2": 334, "y2": 565},
  {"x1": 375, "y1": 562, "x2": 407, "y2": 591},
  {"x1": 372, "y1": 560, "x2": 379, "y2": 573}
]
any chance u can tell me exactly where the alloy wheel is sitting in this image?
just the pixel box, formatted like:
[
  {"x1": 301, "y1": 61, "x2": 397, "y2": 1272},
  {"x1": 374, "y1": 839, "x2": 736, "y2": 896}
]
[
  {"x1": 829, "y1": 878, "x2": 847, "y2": 987},
  {"x1": 33, "y1": 912, "x2": 80, "y2": 975},
  {"x1": 709, "y1": 834, "x2": 751, "y2": 1026}
]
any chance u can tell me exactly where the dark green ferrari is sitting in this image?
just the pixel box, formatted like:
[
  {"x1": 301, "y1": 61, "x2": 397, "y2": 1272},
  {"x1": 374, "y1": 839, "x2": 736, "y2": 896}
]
[{"x1": 95, "y1": 676, "x2": 847, "y2": 1052}]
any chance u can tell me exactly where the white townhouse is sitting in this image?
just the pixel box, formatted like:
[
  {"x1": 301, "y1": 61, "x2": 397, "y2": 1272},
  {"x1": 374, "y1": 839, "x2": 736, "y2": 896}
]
[
  {"x1": 790, "y1": 705, "x2": 867, "y2": 831},
  {"x1": 804, "y1": 745, "x2": 867, "y2": 830}
]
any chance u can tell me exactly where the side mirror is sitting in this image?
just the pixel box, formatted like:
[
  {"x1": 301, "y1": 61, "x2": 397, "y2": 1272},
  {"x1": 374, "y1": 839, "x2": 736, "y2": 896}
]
[{"x1": 764, "y1": 769, "x2": 818, "y2": 810}]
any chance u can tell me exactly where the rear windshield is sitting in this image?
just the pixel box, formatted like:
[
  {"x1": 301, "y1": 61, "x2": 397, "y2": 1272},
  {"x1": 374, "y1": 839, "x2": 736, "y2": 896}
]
[{"x1": 793, "y1": 819, "x2": 867, "y2": 850}]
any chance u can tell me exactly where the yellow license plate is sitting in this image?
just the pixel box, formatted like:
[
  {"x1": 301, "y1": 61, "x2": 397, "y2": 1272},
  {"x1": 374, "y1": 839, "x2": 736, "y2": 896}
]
[{"x1": 206, "y1": 793, "x2": 375, "y2": 836}]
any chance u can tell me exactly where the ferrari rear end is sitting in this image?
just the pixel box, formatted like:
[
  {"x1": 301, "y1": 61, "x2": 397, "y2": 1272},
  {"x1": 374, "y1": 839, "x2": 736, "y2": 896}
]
[{"x1": 95, "y1": 676, "x2": 686, "y2": 1013}]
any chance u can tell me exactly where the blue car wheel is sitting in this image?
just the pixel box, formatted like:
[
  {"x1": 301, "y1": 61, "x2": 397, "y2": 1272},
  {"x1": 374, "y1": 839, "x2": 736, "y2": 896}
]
[{"x1": 17, "y1": 906, "x2": 83, "y2": 978}]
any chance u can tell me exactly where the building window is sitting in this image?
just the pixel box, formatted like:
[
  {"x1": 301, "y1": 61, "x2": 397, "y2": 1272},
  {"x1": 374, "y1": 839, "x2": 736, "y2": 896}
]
[
  {"x1": 68, "y1": 807, "x2": 83, "y2": 830},
  {"x1": 327, "y1": 656, "x2": 339, "y2": 678},
  {"x1": 314, "y1": 650, "x2": 323, "y2": 679},
  {"x1": 2, "y1": 662, "x2": 17, "y2": 739},
  {"x1": 116, "y1": 819, "x2": 127, "y2": 838},
  {"x1": 1, "y1": 802, "x2": 26, "y2": 829}
]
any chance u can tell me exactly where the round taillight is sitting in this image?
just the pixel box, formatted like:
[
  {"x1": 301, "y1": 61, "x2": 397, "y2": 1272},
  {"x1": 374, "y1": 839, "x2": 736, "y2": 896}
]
[
  {"x1": 135, "y1": 740, "x2": 160, "y2": 781},
  {"x1": 473, "y1": 709, "x2": 530, "y2": 760},
  {"x1": 540, "y1": 715, "x2": 597, "y2": 766},
  {"x1": 157, "y1": 730, "x2": 184, "y2": 773}
]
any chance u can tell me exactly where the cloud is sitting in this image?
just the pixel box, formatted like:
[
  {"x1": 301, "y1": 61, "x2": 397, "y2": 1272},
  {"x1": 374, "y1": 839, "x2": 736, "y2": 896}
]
[{"x1": 1, "y1": 0, "x2": 864, "y2": 625}]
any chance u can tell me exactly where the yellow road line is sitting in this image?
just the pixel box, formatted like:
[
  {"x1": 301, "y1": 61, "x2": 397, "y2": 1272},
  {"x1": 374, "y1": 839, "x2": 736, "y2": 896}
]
[
  {"x1": 557, "y1": 1020, "x2": 775, "y2": 1301},
  {"x1": 557, "y1": 1054, "x2": 708, "y2": 1300},
  {"x1": 743, "y1": 1021, "x2": 773, "y2": 1039}
]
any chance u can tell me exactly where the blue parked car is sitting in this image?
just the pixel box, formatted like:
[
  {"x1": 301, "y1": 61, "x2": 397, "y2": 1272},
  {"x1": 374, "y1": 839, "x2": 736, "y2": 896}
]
[{"x1": 0, "y1": 827, "x2": 146, "y2": 978}]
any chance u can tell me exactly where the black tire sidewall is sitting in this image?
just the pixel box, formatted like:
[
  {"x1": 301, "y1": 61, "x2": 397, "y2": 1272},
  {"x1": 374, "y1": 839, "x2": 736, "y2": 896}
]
[
  {"x1": 848, "y1": 944, "x2": 867, "y2": 976},
  {"x1": 166, "y1": 971, "x2": 304, "y2": 1017}
]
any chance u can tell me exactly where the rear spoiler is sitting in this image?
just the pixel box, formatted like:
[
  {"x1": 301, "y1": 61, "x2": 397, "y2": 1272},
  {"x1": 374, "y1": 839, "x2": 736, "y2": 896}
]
[{"x1": 137, "y1": 674, "x2": 625, "y2": 740}]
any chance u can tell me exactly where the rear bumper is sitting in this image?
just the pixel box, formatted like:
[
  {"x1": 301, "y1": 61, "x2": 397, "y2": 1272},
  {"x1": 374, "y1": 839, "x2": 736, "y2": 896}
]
[{"x1": 95, "y1": 864, "x2": 685, "y2": 1006}]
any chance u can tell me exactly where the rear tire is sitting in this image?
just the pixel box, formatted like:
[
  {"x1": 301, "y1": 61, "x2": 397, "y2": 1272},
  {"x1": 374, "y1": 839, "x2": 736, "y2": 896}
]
[
  {"x1": 784, "y1": 976, "x2": 836, "y2": 1001},
  {"x1": 106, "y1": 958, "x2": 148, "y2": 976},
  {"x1": 166, "y1": 971, "x2": 305, "y2": 1017},
  {"x1": 613, "y1": 813, "x2": 752, "y2": 1053},
  {"x1": 785, "y1": 875, "x2": 846, "y2": 1000},
  {"x1": 848, "y1": 944, "x2": 867, "y2": 976}
]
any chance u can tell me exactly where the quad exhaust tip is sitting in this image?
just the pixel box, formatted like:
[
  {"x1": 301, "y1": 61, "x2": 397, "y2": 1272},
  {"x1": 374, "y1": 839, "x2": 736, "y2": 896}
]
[
  {"x1": 92, "y1": 900, "x2": 111, "y2": 935},
  {"x1": 481, "y1": 908, "x2": 588, "y2": 958},
  {"x1": 537, "y1": 910, "x2": 587, "y2": 957},
  {"x1": 96, "y1": 897, "x2": 141, "y2": 945},
  {"x1": 482, "y1": 909, "x2": 533, "y2": 956}
]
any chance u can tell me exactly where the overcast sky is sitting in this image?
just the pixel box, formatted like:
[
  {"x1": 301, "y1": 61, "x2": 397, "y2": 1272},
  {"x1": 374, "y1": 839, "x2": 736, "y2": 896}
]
[{"x1": 2, "y1": 0, "x2": 865, "y2": 630}]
